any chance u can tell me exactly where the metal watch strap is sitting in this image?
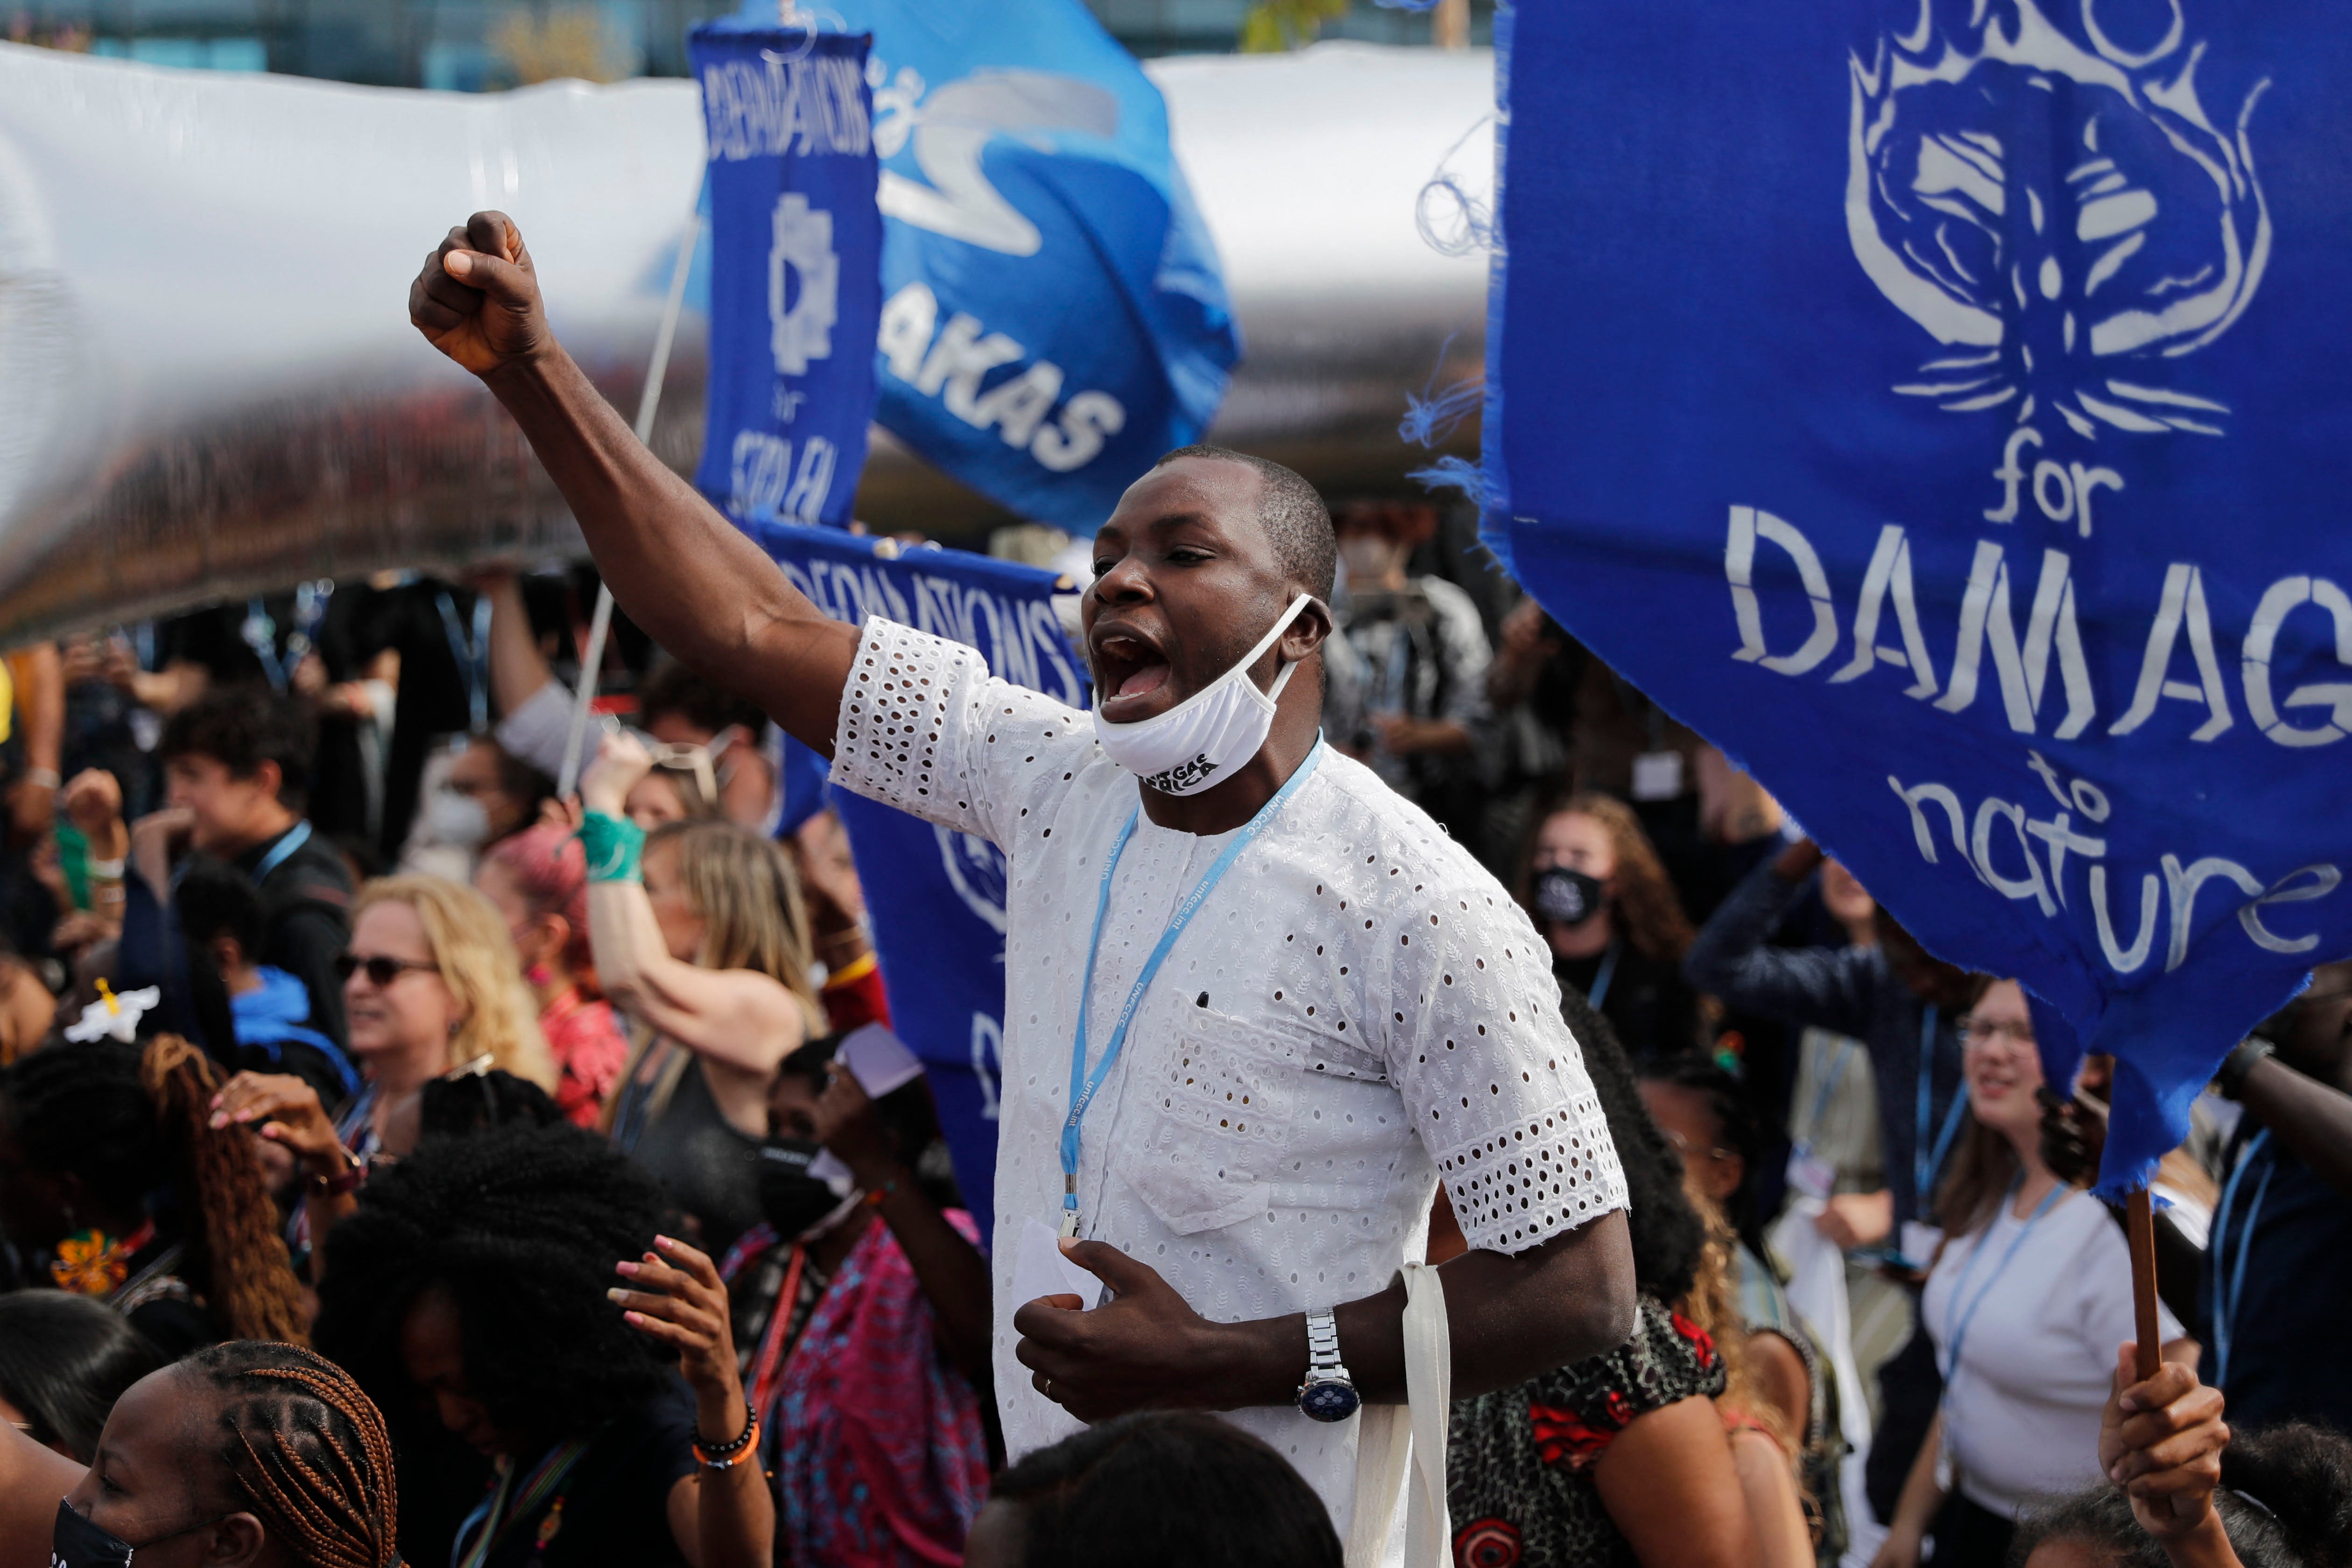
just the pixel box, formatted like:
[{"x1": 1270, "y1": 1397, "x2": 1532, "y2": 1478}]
[{"x1": 1305, "y1": 1308, "x2": 1346, "y2": 1378}]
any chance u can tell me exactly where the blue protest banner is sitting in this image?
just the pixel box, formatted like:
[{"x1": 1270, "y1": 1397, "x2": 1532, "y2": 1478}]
[
  {"x1": 689, "y1": 27, "x2": 882, "y2": 527},
  {"x1": 720, "y1": 0, "x2": 1239, "y2": 532},
  {"x1": 1484, "y1": 0, "x2": 2352, "y2": 1192},
  {"x1": 742, "y1": 519, "x2": 1089, "y2": 1231}
]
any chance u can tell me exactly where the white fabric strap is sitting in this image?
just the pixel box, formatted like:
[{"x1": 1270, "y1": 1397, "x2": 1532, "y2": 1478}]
[{"x1": 1345, "y1": 1261, "x2": 1452, "y2": 1568}]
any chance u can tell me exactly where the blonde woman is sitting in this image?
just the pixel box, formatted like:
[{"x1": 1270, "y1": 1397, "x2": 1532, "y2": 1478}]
[
  {"x1": 582, "y1": 732, "x2": 822, "y2": 1256},
  {"x1": 210, "y1": 874, "x2": 558, "y2": 1245}
]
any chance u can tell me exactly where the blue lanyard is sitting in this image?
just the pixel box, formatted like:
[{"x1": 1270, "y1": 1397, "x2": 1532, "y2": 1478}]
[
  {"x1": 1587, "y1": 939, "x2": 1622, "y2": 1012},
  {"x1": 435, "y1": 590, "x2": 493, "y2": 734},
  {"x1": 2210, "y1": 1129, "x2": 2275, "y2": 1388},
  {"x1": 253, "y1": 821, "x2": 312, "y2": 884},
  {"x1": 1939, "y1": 1178, "x2": 2067, "y2": 1392},
  {"x1": 1794, "y1": 1037, "x2": 1855, "y2": 1155},
  {"x1": 1915, "y1": 1004, "x2": 1965, "y2": 1210},
  {"x1": 1061, "y1": 740, "x2": 1327, "y2": 1237}
]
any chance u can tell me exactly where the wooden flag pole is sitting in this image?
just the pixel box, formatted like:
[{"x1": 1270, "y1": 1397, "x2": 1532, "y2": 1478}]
[{"x1": 2126, "y1": 1186, "x2": 2164, "y2": 1382}]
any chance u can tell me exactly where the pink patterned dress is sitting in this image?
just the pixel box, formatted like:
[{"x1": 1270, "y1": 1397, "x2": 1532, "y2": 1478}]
[{"x1": 737, "y1": 1212, "x2": 991, "y2": 1567}]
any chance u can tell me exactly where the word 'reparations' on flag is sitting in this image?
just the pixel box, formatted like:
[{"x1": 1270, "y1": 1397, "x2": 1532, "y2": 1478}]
[
  {"x1": 744, "y1": 520, "x2": 1090, "y2": 1225},
  {"x1": 689, "y1": 26, "x2": 884, "y2": 529}
]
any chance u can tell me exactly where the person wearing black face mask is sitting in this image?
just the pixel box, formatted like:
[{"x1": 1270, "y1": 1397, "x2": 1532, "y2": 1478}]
[
  {"x1": 1522, "y1": 794, "x2": 1705, "y2": 1062},
  {"x1": 718, "y1": 1031, "x2": 994, "y2": 1567}
]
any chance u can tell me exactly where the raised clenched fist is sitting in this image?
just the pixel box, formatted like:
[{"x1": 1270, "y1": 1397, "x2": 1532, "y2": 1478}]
[{"x1": 408, "y1": 210, "x2": 552, "y2": 377}]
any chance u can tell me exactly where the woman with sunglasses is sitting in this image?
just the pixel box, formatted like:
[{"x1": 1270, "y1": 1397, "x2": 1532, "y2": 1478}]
[
  {"x1": 208, "y1": 875, "x2": 559, "y2": 1247},
  {"x1": 1872, "y1": 980, "x2": 2192, "y2": 1568}
]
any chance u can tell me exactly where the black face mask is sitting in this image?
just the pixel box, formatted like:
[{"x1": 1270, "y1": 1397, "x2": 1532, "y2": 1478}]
[
  {"x1": 756, "y1": 1137, "x2": 848, "y2": 1240},
  {"x1": 51, "y1": 1499, "x2": 220, "y2": 1567},
  {"x1": 1534, "y1": 867, "x2": 1608, "y2": 927}
]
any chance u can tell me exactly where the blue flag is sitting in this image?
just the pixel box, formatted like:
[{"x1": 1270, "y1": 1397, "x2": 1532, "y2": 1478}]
[
  {"x1": 1486, "y1": 0, "x2": 2352, "y2": 1192},
  {"x1": 724, "y1": 0, "x2": 1239, "y2": 531},
  {"x1": 690, "y1": 27, "x2": 883, "y2": 527},
  {"x1": 743, "y1": 520, "x2": 1090, "y2": 1230}
]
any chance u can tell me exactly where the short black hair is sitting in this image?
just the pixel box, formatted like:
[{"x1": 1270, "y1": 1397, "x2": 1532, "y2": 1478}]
[
  {"x1": 992, "y1": 1411, "x2": 1342, "y2": 1568},
  {"x1": 0, "y1": 1291, "x2": 164, "y2": 1462},
  {"x1": 176, "y1": 856, "x2": 267, "y2": 958},
  {"x1": 1637, "y1": 1055, "x2": 1771, "y2": 1265},
  {"x1": 778, "y1": 1034, "x2": 959, "y2": 1209},
  {"x1": 313, "y1": 1122, "x2": 673, "y2": 1442},
  {"x1": 160, "y1": 688, "x2": 316, "y2": 812},
  {"x1": 2010, "y1": 1421, "x2": 2352, "y2": 1568},
  {"x1": 481, "y1": 739, "x2": 556, "y2": 821},
  {"x1": 638, "y1": 660, "x2": 768, "y2": 740},
  {"x1": 1155, "y1": 444, "x2": 1337, "y2": 601}
]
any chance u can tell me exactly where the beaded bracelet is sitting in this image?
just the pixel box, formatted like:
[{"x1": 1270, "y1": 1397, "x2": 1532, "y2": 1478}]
[{"x1": 692, "y1": 1404, "x2": 760, "y2": 1470}]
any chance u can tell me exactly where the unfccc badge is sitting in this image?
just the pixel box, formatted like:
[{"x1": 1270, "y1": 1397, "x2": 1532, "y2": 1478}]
[{"x1": 770, "y1": 191, "x2": 839, "y2": 375}]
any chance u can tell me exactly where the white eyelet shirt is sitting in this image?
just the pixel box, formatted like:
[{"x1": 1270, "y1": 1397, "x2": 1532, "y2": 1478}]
[{"x1": 829, "y1": 618, "x2": 1628, "y2": 1531}]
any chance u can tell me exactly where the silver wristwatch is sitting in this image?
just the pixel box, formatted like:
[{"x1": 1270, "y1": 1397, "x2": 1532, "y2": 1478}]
[{"x1": 1295, "y1": 1308, "x2": 1362, "y2": 1422}]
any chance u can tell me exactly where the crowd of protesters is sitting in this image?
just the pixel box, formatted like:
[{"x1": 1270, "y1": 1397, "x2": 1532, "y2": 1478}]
[{"x1": 0, "y1": 489, "x2": 2345, "y2": 1568}]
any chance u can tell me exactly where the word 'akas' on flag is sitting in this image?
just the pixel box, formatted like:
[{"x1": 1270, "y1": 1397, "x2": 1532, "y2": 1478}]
[{"x1": 720, "y1": 0, "x2": 1240, "y2": 533}]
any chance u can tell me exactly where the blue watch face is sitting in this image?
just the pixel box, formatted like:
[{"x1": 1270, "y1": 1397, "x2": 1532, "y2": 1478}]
[{"x1": 1299, "y1": 1378, "x2": 1361, "y2": 1423}]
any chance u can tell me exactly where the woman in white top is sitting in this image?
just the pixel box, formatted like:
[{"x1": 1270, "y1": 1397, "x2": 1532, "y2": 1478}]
[{"x1": 1874, "y1": 978, "x2": 2190, "y2": 1568}]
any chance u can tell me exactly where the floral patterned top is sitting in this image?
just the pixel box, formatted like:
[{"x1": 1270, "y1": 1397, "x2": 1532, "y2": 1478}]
[{"x1": 1448, "y1": 1295, "x2": 1726, "y2": 1568}]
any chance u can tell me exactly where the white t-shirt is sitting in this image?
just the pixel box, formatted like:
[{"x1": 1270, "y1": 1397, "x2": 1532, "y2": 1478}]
[
  {"x1": 1921, "y1": 1185, "x2": 2184, "y2": 1518},
  {"x1": 828, "y1": 618, "x2": 1628, "y2": 1532}
]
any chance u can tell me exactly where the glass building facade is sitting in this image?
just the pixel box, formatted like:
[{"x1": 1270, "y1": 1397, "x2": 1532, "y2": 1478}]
[{"x1": 5, "y1": 0, "x2": 1487, "y2": 90}]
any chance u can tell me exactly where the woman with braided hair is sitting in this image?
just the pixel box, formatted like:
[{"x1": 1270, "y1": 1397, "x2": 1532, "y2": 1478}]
[
  {"x1": 0, "y1": 1035, "x2": 308, "y2": 1354},
  {"x1": 44, "y1": 1340, "x2": 401, "y2": 1568}
]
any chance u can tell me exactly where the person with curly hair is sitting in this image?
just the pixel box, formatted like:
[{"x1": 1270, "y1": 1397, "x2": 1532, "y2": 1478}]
[
  {"x1": 312, "y1": 1122, "x2": 771, "y2": 1568},
  {"x1": 43, "y1": 1341, "x2": 401, "y2": 1568},
  {"x1": 1522, "y1": 791, "x2": 1705, "y2": 1061},
  {"x1": 0, "y1": 1035, "x2": 308, "y2": 1355},
  {"x1": 2015, "y1": 1354, "x2": 2352, "y2": 1568}
]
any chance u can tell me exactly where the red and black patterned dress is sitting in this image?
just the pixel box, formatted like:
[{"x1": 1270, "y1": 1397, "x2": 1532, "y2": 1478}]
[{"x1": 1447, "y1": 1295, "x2": 1725, "y2": 1568}]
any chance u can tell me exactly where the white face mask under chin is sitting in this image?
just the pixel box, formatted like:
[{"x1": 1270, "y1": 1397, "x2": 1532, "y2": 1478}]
[
  {"x1": 425, "y1": 788, "x2": 491, "y2": 850},
  {"x1": 1091, "y1": 594, "x2": 1313, "y2": 796}
]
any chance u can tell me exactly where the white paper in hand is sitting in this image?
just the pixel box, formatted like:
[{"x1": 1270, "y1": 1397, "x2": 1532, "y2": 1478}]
[
  {"x1": 1012, "y1": 1216, "x2": 1103, "y2": 1312},
  {"x1": 838, "y1": 1023, "x2": 925, "y2": 1098}
]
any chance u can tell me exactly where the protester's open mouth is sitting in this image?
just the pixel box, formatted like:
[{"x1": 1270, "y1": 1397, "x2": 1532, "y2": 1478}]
[{"x1": 1092, "y1": 624, "x2": 1174, "y2": 719}]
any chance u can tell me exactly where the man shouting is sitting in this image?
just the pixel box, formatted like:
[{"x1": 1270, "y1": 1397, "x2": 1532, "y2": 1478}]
[{"x1": 409, "y1": 212, "x2": 1634, "y2": 1536}]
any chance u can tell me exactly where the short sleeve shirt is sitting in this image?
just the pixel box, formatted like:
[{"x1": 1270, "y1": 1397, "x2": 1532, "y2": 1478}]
[
  {"x1": 1922, "y1": 1189, "x2": 2184, "y2": 1517},
  {"x1": 829, "y1": 619, "x2": 1627, "y2": 1532},
  {"x1": 1448, "y1": 1296, "x2": 1727, "y2": 1568}
]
